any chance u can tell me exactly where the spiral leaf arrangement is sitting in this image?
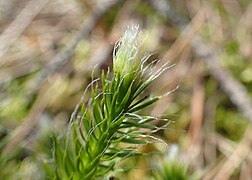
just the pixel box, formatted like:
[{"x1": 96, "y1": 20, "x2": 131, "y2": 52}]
[{"x1": 48, "y1": 25, "x2": 173, "y2": 179}]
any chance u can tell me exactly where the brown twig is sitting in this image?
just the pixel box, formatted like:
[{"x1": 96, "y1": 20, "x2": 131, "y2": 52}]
[
  {"x1": 193, "y1": 37, "x2": 252, "y2": 122},
  {"x1": 151, "y1": 0, "x2": 252, "y2": 124},
  {"x1": 215, "y1": 134, "x2": 252, "y2": 163},
  {"x1": 0, "y1": 0, "x2": 49, "y2": 61},
  {"x1": 202, "y1": 132, "x2": 252, "y2": 179},
  {"x1": 211, "y1": 126, "x2": 252, "y2": 180},
  {"x1": 32, "y1": 0, "x2": 119, "y2": 93}
]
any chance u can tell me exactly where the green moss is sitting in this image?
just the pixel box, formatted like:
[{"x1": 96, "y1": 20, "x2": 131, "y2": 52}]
[{"x1": 216, "y1": 108, "x2": 248, "y2": 141}]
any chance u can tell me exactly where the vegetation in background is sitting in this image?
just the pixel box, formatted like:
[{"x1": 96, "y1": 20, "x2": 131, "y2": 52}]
[{"x1": 0, "y1": 0, "x2": 252, "y2": 179}]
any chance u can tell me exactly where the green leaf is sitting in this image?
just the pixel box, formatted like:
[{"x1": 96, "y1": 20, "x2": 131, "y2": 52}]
[
  {"x1": 120, "y1": 121, "x2": 156, "y2": 129},
  {"x1": 121, "y1": 136, "x2": 147, "y2": 144},
  {"x1": 116, "y1": 84, "x2": 132, "y2": 113},
  {"x1": 95, "y1": 162, "x2": 116, "y2": 176},
  {"x1": 129, "y1": 96, "x2": 160, "y2": 112}
]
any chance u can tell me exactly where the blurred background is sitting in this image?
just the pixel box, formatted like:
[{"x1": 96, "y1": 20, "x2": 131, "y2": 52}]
[{"x1": 0, "y1": 0, "x2": 252, "y2": 179}]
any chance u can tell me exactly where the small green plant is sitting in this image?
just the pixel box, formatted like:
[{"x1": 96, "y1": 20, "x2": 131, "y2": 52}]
[
  {"x1": 155, "y1": 161, "x2": 192, "y2": 180},
  {"x1": 47, "y1": 25, "x2": 173, "y2": 179},
  {"x1": 152, "y1": 145, "x2": 198, "y2": 180}
]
